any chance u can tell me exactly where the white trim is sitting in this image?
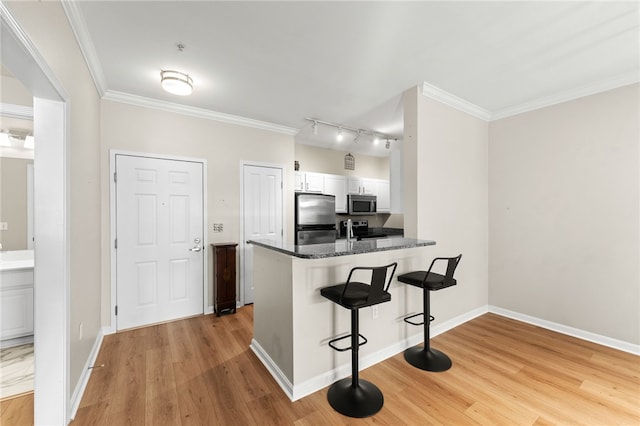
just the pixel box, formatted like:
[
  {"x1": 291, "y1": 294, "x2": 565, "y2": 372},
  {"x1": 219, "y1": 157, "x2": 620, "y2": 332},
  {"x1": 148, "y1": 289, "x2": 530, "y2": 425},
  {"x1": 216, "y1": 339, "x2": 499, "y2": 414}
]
[
  {"x1": 109, "y1": 150, "x2": 208, "y2": 332},
  {"x1": 0, "y1": 103, "x2": 33, "y2": 120},
  {"x1": 250, "y1": 339, "x2": 295, "y2": 399},
  {"x1": 27, "y1": 163, "x2": 34, "y2": 249},
  {"x1": 490, "y1": 71, "x2": 640, "y2": 120},
  {"x1": 252, "y1": 305, "x2": 488, "y2": 402},
  {"x1": 1, "y1": 4, "x2": 71, "y2": 423},
  {"x1": 489, "y1": 305, "x2": 640, "y2": 356},
  {"x1": 69, "y1": 326, "x2": 105, "y2": 420},
  {"x1": 0, "y1": 5, "x2": 67, "y2": 102},
  {"x1": 0, "y1": 334, "x2": 34, "y2": 349},
  {"x1": 238, "y1": 161, "x2": 286, "y2": 306},
  {"x1": 61, "y1": 0, "x2": 107, "y2": 96},
  {"x1": 421, "y1": 82, "x2": 492, "y2": 121},
  {"x1": 103, "y1": 90, "x2": 298, "y2": 136},
  {"x1": 421, "y1": 72, "x2": 640, "y2": 123}
]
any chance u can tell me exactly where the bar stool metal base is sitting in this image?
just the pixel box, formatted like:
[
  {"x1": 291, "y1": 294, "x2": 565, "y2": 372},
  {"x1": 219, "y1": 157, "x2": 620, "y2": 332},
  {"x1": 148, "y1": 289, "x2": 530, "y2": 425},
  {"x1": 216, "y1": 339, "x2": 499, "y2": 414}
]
[
  {"x1": 327, "y1": 378, "x2": 384, "y2": 418},
  {"x1": 404, "y1": 346, "x2": 452, "y2": 372}
]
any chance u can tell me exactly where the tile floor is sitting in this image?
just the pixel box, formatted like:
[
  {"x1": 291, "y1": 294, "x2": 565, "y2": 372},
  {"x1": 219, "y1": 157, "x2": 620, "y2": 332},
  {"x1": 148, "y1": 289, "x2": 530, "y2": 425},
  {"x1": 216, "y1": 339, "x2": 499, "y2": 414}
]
[{"x1": 0, "y1": 343, "x2": 34, "y2": 399}]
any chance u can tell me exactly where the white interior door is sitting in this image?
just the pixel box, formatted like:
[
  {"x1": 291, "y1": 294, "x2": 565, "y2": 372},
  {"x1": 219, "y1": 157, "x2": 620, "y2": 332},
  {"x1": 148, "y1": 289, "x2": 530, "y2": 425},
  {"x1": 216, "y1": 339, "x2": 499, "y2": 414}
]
[
  {"x1": 242, "y1": 164, "x2": 283, "y2": 304},
  {"x1": 115, "y1": 155, "x2": 204, "y2": 330}
]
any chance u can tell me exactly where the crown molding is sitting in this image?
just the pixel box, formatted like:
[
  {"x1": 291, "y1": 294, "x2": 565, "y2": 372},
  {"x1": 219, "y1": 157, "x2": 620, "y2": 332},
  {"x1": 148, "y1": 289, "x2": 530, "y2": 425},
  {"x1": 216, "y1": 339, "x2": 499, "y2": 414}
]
[
  {"x1": 61, "y1": 0, "x2": 107, "y2": 96},
  {"x1": 0, "y1": 103, "x2": 33, "y2": 120},
  {"x1": 421, "y1": 82, "x2": 492, "y2": 121},
  {"x1": 1, "y1": 3, "x2": 68, "y2": 101},
  {"x1": 490, "y1": 71, "x2": 640, "y2": 121},
  {"x1": 102, "y1": 90, "x2": 299, "y2": 136}
]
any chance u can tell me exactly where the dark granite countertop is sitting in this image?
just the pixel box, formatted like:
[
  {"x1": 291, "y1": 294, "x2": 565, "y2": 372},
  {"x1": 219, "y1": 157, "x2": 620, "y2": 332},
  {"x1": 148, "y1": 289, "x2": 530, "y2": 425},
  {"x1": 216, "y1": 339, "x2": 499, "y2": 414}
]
[{"x1": 247, "y1": 236, "x2": 435, "y2": 259}]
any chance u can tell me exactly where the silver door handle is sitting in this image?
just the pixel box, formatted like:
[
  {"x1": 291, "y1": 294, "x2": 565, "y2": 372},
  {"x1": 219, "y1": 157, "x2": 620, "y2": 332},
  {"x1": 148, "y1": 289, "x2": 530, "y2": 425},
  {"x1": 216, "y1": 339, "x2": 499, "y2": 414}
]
[{"x1": 190, "y1": 238, "x2": 202, "y2": 252}]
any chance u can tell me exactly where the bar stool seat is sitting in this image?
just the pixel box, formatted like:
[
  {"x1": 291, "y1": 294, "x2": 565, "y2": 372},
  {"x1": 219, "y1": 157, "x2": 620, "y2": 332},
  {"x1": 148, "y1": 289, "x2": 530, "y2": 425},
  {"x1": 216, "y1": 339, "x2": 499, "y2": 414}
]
[
  {"x1": 320, "y1": 263, "x2": 397, "y2": 418},
  {"x1": 398, "y1": 254, "x2": 462, "y2": 372}
]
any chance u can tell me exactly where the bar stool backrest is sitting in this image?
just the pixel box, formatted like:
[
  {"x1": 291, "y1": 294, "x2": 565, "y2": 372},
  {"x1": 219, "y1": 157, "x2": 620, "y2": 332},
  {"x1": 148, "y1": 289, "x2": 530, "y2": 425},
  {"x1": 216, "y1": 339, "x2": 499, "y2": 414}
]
[
  {"x1": 342, "y1": 263, "x2": 398, "y2": 305},
  {"x1": 443, "y1": 254, "x2": 462, "y2": 286}
]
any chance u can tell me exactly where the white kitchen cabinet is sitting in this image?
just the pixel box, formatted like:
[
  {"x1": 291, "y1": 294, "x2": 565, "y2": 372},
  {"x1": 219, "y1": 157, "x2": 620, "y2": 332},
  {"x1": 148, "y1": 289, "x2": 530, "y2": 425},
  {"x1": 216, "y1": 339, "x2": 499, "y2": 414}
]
[
  {"x1": 295, "y1": 171, "x2": 324, "y2": 193},
  {"x1": 347, "y1": 177, "x2": 376, "y2": 195},
  {"x1": 324, "y1": 174, "x2": 348, "y2": 213},
  {"x1": 375, "y1": 179, "x2": 391, "y2": 213},
  {"x1": 294, "y1": 172, "x2": 305, "y2": 191}
]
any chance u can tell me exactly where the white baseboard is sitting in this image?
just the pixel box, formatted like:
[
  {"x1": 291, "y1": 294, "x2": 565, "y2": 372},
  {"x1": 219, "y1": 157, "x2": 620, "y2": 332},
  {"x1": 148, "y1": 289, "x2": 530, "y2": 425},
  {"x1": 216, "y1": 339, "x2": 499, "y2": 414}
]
[
  {"x1": 249, "y1": 339, "x2": 294, "y2": 399},
  {"x1": 0, "y1": 335, "x2": 34, "y2": 349},
  {"x1": 251, "y1": 305, "x2": 489, "y2": 402},
  {"x1": 489, "y1": 305, "x2": 640, "y2": 356},
  {"x1": 69, "y1": 326, "x2": 106, "y2": 420}
]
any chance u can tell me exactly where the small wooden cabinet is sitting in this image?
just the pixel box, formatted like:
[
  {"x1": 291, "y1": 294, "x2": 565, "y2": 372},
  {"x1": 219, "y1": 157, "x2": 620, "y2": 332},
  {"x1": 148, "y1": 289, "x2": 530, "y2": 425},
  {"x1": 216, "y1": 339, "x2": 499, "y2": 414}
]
[{"x1": 211, "y1": 243, "x2": 238, "y2": 316}]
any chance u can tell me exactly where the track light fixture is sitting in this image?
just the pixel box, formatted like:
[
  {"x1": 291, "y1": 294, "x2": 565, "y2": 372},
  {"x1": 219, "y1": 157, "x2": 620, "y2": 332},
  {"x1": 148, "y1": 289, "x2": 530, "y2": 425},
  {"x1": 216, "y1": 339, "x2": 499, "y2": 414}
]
[{"x1": 305, "y1": 117, "x2": 396, "y2": 148}]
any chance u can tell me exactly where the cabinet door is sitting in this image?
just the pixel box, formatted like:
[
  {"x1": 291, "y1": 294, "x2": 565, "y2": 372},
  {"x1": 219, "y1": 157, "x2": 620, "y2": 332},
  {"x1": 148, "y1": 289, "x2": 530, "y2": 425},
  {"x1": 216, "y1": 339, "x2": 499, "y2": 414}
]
[
  {"x1": 361, "y1": 178, "x2": 377, "y2": 195},
  {"x1": 324, "y1": 174, "x2": 348, "y2": 213},
  {"x1": 294, "y1": 172, "x2": 305, "y2": 191},
  {"x1": 347, "y1": 177, "x2": 363, "y2": 194},
  {"x1": 305, "y1": 172, "x2": 325, "y2": 192},
  {"x1": 376, "y1": 180, "x2": 391, "y2": 212}
]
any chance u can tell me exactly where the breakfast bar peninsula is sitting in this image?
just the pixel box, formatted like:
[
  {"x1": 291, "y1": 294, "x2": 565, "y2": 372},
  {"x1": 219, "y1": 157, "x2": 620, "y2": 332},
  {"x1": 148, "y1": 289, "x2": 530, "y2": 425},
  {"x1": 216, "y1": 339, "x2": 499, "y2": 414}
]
[{"x1": 247, "y1": 237, "x2": 436, "y2": 401}]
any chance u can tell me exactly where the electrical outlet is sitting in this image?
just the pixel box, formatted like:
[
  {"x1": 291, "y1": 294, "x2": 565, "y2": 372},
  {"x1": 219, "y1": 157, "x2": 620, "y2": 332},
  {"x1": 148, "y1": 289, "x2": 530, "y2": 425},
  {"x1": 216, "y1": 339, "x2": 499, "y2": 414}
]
[
  {"x1": 213, "y1": 223, "x2": 223, "y2": 233},
  {"x1": 372, "y1": 306, "x2": 379, "y2": 320}
]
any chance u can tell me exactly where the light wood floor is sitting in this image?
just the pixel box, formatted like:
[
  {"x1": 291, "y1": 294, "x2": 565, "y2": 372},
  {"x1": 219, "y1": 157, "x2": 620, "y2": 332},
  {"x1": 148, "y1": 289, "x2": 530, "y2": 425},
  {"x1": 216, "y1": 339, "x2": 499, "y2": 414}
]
[{"x1": 2, "y1": 306, "x2": 639, "y2": 425}]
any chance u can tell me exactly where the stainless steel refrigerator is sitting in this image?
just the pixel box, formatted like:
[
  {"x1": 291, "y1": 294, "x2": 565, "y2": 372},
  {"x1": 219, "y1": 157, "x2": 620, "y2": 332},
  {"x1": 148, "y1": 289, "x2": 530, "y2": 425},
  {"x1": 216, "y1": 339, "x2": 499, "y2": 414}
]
[{"x1": 295, "y1": 193, "x2": 337, "y2": 245}]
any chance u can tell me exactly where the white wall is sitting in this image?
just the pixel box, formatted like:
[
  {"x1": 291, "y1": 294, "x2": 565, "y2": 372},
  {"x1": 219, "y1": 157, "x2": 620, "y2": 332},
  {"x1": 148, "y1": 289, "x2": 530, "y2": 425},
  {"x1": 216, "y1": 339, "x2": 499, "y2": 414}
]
[
  {"x1": 100, "y1": 100, "x2": 296, "y2": 322},
  {"x1": 489, "y1": 84, "x2": 640, "y2": 345},
  {"x1": 403, "y1": 86, "x2": 490, "y2": 322},
  {"x1": 5, "y1": 0, "x2": 102, "y2": 396},
  {"x1": 294, "y1": 143, "x2": 389, "y2": 179}
]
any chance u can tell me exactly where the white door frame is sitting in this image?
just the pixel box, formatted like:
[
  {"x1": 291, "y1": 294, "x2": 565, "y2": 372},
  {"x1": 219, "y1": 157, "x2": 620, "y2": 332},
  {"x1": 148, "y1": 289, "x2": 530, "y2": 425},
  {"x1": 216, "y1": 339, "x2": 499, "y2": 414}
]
[
  {"x1": 109, "y1": 150, "x2": 208, "y2": 331},
  {"x1": 1, "y1": 4, "x2": 70, "y2": 424},
  {"x1": 238, "y1": 160, "x2": 286, "y2": 306}
]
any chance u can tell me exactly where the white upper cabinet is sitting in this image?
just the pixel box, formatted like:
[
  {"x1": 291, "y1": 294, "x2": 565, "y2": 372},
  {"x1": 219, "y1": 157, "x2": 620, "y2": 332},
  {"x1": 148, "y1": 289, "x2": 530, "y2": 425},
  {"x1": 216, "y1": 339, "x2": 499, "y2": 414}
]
[
  {"x1": 347, "y1": 177, "x2": 376, "y2": 195},
  {"x1": 324, "y1": 174, "x2": 348, "y2": 213},
  {"x1": 295, "y1": 171, "x2": 324, "y2": 193},
  {"x1": 375, "y1": 179, "x2": 391, "y2": 213}
]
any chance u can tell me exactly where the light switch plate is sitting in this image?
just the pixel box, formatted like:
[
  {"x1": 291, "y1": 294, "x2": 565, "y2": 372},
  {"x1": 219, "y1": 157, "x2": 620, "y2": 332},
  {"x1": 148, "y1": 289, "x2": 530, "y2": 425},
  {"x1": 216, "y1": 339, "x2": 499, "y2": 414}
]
[{"x1": 0, "y1": 222, "x2": 8, "y2": 231}]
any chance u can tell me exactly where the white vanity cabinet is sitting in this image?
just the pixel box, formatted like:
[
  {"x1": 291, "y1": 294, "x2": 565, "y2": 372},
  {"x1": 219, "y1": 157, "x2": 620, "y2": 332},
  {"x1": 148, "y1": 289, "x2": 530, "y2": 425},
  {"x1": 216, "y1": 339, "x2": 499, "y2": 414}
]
[{"x1": 1, "y1": 268, "x2": 34, "y2": 341}]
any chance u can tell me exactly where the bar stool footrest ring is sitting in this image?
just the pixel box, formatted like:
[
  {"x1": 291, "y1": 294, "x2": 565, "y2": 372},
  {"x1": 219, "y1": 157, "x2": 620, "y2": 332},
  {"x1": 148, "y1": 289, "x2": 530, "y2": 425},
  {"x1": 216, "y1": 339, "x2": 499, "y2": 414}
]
[{"x1": 328, "y1": 333, "x2": 368, "y2": 352}]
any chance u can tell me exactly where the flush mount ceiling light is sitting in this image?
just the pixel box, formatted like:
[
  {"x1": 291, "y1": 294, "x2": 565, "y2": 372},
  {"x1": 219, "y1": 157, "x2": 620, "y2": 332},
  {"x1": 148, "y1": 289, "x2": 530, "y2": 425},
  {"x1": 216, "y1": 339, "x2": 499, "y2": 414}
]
[
  {"x1": 160, "y1": 70, "x2": 193, "y2": 96},
  {"x1": 336, "y1": 127, "x2": 343, "y2": 142}
]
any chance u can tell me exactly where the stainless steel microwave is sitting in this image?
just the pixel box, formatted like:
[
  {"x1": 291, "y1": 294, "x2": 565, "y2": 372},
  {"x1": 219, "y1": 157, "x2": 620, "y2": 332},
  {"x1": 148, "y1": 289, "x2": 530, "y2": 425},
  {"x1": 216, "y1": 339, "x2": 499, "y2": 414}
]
[{"x1": 348, "y1": 194, "x2": 377, "y2": 215}]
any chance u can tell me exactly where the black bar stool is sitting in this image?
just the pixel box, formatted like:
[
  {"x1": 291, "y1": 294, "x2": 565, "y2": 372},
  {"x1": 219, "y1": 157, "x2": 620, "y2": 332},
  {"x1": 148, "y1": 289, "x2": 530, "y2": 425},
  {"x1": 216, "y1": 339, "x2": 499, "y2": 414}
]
[
  {"x1": 320, "y1": 262, "x2": 397, "y2": 418},
  {"x1": 397, "y1": 254, "x2": 462, "y2": 372}
]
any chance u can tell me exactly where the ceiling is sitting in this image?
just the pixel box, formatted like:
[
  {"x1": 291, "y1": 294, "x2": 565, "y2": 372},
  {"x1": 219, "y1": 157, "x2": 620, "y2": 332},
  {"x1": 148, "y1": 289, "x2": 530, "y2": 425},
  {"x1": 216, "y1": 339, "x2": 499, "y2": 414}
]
[{"x1": 70, "y1": 1, "x2": 638, "y2": 157}]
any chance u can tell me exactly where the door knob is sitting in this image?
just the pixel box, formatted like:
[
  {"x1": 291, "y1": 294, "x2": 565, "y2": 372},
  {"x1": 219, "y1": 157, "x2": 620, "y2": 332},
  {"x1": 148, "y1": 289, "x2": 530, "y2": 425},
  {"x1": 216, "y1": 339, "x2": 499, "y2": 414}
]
[{"x1": 190, "y1": 238, "x2": 202, "y2": 252}]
